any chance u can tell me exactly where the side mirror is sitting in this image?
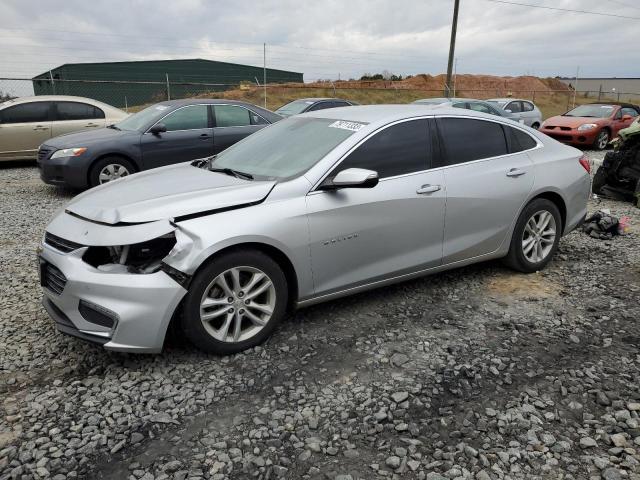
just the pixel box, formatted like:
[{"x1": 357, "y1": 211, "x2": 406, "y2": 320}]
[
  {"x1": 149, "y1": 123, "x2": 167, "y2": 135},
  {"x1": 622, "y1": 114, "x2": 633, "y2": 122},
  {"x1": 504, "y1": 109, "x2": 512, "y2": 113},
  {"x1": 320, "y1": 168, "x2": 379, "y2": 190}
]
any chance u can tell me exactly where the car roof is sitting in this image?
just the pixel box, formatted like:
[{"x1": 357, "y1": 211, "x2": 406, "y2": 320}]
[
  {"x1": 283, "y1": 98, "x2": 350, "y2": 102},
  {"x1": 153, "y1": 98, "x2": 282, "y2": 121},
  {"x1": 488, "y1": 98, "x2": 530, "y2": 102},
  {"x1": 303, "y1": 104, "x2": 515, "y2": 125},
  {"x1": 0, "y1": 95, "x2": 125, "y2": 112}
]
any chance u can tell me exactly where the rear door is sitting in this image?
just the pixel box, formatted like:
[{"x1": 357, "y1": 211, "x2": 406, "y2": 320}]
[
  {"x1": 140, "y1": 104, "x2": 213, "y2": 168},
  {"x1": 306, "y1": 118, "x2": 445, "y2": 295},
  {"x1": 435, "y1": 116, "x2": 535, "y2": 264},
  {"x1": 52, "y1": 101, "x2": 106, "y2": 137},
  {"x1": 0, "y1": 101, "x2": 53, "y2": 160},
  {"x1": 212, "y1": 104, "x2": 268, "y2": 154}
]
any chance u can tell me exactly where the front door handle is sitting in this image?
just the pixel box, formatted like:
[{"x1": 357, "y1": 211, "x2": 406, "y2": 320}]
[
  {"x1": 506, "y1": 168, "x2": 526, "y2": 177},
  {"x1": 416, "y1": 184, "x2": 441, "y2": 194},
  {"x1": 199, "y1": 134, "x2": 211, "y2": 140},
  {"x1": 84, "y1": 123, "x2": 99, "y2": 127},
  {"x1": 33, "y1": 125, "x2": 48, "y2": 131}
]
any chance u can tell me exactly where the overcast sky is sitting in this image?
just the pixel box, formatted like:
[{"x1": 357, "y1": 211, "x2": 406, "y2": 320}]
[{"x1": 1, "y1": 0, "x2": 639, "y2": 83}]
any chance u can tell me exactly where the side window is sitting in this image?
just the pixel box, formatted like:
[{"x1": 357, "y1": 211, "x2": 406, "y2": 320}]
[
  {"x1": 161, "y1": 105, "x2": 208, "y2": 131},
  {"x1": 507, "y1": 101, "x2": 522, "y2": 113},
  {"x1": 469, "y1": 102, "x2": 492, "y2": 114},
  {"x1": 522, "y1": 102, "x2": 534, "y2": 112},
  {"x1": 214, "y1": 105, "x2": 251, "y2": 127},
  {"x1": 0, "y1": 102, "x2": 51, "y2": 124},
  {"x1": 308, "y1": 102, "x2": 332, "y2": 112},
  {"x1": 55, "y1": 102, "x2": 105, "y2": 121},
  {"x1": 438, "y1": 118, "x2": 508, "y2": 166},
  {"x1": 614, "y1": 109, "x2": 623, "y2": 120},
  {"x1": 452, "y1": 102, "x2": 468, "y2": 110},
  {"x1": 621, "y1": 107, "x2": 639, "y2": 117},
  {"x1": 249, "y1": 111, "x2": 269, "y2": 125},
  {"x1": 506, "y1": 126, "x2": 538, "y2": 153},
  {"x1": 331, "y1": 119, "x2": 430, "y2": 179},
  {"x1": 332, "y1": 101, "x2": 350, "y2": 108}
]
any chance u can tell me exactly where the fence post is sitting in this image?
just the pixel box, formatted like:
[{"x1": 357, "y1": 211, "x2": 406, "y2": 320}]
[
  {"x1": 166, "y1": 73, "x2": 171, "y2": 100},
  {"x1": 617, "y1": 92, "x2": 621, "y2": 102},
  {"x1": 49, "y1": 70, "x2": 56, "y2": 95},
  {"x1": 598, "y1": 84, "x2": 602, "y2": 102}
]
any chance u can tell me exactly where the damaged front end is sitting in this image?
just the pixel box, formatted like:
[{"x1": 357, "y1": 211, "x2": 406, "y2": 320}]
[
  {"x1": 40, "y1": 211, "x2": 191, "y2": 353},
  {"x1": 593, "y1": 119, "x2": 640, "y2": 206}
]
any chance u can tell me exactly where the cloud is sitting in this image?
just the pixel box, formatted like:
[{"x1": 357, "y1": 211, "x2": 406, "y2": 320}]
[{"x1": 0, "y1": 0, "x2": 638, "y2": 82}]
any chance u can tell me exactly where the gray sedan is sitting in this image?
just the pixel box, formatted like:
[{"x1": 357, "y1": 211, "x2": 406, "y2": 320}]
[
  {"x1": 40, "y1": 105, "x2": 590, "y2": 354},
  {"x1": 413, "y1": 97, "x2": 521, "y2": 122},
  {"x1": 488, "y1": 98, "x2": 543, "y2": 128},
  {"x1": 37, "y1": 99, "x2": 280, "y2": 189}
]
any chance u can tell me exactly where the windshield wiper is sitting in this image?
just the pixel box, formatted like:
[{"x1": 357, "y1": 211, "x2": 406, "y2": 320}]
[
  {"x1": 107, "y1": 124, "x2": 121, "y2": 130},
  {"x1": 210, "y1": 167, "x2": 254, "y2": 180}
]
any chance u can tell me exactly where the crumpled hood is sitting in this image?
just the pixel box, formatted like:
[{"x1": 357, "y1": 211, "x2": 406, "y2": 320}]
[
  {"x1": 66, "y1": 162, "x2": 276, "y2": 224},
  {"x1": 544, "y1": 115, "x2": 606, "y2": 128},
  {"x1": 44, "y1": 127, "x2": 139, "y2": 148}
]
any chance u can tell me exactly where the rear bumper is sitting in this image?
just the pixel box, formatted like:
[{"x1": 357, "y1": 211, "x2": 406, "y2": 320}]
[
  {"x1": 540, "y1": 128, "x2": 599, "y2": 147},
  {"x1": 40, "y1": 243, "x2": 187, "y2": 353}
]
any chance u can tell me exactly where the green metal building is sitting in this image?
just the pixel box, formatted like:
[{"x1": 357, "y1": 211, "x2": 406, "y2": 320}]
[{"x1": 32, "y1": 59, "x2": 303, "y2": 108}]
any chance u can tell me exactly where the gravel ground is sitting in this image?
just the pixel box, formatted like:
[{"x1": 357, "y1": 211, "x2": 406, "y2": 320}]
[{"x1": 1, "y1": 150, "x2": 640, "y2": 480}]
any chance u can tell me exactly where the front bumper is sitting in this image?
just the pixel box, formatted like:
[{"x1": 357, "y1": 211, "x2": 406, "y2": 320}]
[
  {"x1": 40, "y1": 243, "x2": 187, "y2": 353},
  {"x1": 539, "y1": 128, "x2": 598, "y2": 146},
  {"x1": 37, "y1": 146, "x2": 90, "y2": 189}
]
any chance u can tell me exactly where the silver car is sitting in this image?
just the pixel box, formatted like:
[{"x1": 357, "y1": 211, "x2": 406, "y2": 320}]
[
  {"x1": 39, "y1": 106, "x2": 590, "y2": 354},
  {"x1": 487, "y1": 98, "x2": 543, "y2": 129}
]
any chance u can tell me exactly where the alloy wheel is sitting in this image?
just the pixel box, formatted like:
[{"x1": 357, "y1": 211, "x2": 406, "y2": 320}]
[
  {"x1": 597, "y1": 131, "x2": 609, "y2": 150},
  {"x1": 521, "y1": 210, "x2": 556, "y2": 263},
  {"x1": 199, "y1": 266, "x2": 276, "y2": 343},
  {"x1": 98, "y1": 163, "x2": 130, "y2": 184}
]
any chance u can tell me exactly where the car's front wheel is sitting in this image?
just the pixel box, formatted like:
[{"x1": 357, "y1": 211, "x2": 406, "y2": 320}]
[
  {"x1": 89, "y1": 156, "x2": 135, "y2": 187},
  {"x1": 181, "y1": 250, "x2": 288, "y2": 355},
  {"x1": 504, "y1": 198, "x2": 562, "y2": 273},
  {"x1": 593, "y1": 130, "x2": 610, "y2": 150}
]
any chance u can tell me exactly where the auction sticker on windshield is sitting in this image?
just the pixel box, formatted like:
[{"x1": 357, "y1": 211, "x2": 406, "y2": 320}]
[{"x1": 328, "y1": 120, "x2": 366, "y2": 132}]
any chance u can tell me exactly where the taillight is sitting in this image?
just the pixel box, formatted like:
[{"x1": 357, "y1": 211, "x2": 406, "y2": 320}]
[{"x1": 578, "y1": 155, "x2": 591, "y2": 173}]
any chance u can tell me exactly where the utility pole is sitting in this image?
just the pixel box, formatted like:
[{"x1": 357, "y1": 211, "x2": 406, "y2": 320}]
[
  {"x1": 445, "y1": 0, "x2": 460, "y2": 98},
  {"x1": 453, "y1": 57, "x2": 458, "y2": 97},
  {"x1": 572, "y1": 66, "x2": 579, "y2": 108},
  {"x1": 263, "y1": 43, "x2": 267, "y2": 108}
]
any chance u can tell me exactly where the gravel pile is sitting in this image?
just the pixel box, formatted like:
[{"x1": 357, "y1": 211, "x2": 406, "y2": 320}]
[{"x1": 1, "y1": 151, "x2": 639, "y2": 480}]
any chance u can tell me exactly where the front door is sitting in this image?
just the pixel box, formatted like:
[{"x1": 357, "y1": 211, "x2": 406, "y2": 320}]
[
  {"x1": 436, "y1": 117, "x2": 534, "y2": 264},
  {"x1": 140, "y1": 104, "x2": 213, "y2": 168},
  {"x1": 306, "y1": 118, "x2": 445, "y2": 296},
  {"x1": 0, "y1": 101, "x2": 53, "y2": 160}
]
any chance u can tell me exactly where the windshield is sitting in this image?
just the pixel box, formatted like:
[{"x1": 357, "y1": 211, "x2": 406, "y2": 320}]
[
  {"x1": 115, "y1": 103, "x2": 172, "y2": 131},
  {"x1": 564, "y1": 104, "x2": 615, "y2": 118},
  {"x1": 275, "y1": 100, "x2": 315, "y2": 116},
  {"x1": 210, "y1": 117, "x2": 361, "y2": 179}
]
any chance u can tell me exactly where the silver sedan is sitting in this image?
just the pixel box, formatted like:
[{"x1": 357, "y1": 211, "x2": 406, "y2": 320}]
[{"x1": 39, "y1": 106, "x2": 590, "y2": 354}]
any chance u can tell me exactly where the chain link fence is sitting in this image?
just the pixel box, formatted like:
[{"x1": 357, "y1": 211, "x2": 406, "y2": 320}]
[{"x1": 1, "y1": 77, "x2": 639, "y2": 118}]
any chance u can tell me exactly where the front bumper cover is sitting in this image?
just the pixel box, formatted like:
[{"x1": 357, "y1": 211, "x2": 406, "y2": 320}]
[{"x1": 40, "y1": 244, "x2": 187, "y2": 353}]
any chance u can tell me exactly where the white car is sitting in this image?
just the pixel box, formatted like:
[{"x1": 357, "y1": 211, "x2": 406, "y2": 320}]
[{"x1": 488, "y1": 98, "x2": 543, "y2": 129}]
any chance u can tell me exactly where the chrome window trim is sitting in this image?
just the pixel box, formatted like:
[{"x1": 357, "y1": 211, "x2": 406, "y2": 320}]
[
  {"x1": 144, "y1": 104, "x2": 212, "y2": 134},
  {"x1": 212, "y1": 103, "x2": 270, "y2": 128},
  {"x1": 309, "y1": 114, "x2": 542, "y2": 194}
]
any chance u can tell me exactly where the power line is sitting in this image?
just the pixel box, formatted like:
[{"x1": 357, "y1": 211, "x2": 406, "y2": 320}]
[{"x1": 482, "y1": 0, "x2": 640, "y2": 20}]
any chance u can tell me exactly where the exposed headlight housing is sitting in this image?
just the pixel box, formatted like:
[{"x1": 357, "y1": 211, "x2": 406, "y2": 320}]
[
  {"x1": 577, "y1": 123, "x2": 597, "y2": 131},
  {"x1": 50, "y1": 147, "x2": 87, "y2": 159}
]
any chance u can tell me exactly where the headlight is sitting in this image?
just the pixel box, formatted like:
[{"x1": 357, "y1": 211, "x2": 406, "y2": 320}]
[
  {"x1": 50, "y1": 147, "x2": 87, "y2": 159},
  {"x1": 577, "y1": 123, "x2": 597, "y2": 131}
]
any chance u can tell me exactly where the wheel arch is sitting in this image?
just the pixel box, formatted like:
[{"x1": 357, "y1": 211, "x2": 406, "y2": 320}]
[{"x1": 528, "y1": 190, "x2": 567, "y2": 234}]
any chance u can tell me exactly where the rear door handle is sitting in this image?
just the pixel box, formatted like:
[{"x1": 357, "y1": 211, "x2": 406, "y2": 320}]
[
  {"x1": 199, "y1": 134, "x2": 211, "y2": 139},
  {"x1": 33, "y1": 125, "x2": 48, "y2": 131},
  {"x1": 506, "y1": 168, "x2": 526, "y2": 177},
  {"x1": 84, "y1": 123, "x2": 99, "y2": 127},
  {"x1": 416, "y1": 184, "x2": 441, "y2": 194}
]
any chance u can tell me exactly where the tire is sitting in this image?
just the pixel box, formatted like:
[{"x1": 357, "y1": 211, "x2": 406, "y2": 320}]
[
  {"x1": 88, "y1": 156, "x2": 135, "y2": 187},
  {"x1": 181, "y1": 249, "x2": 288, "y2": 355},
  {"x1": 504, "y1": 198, "x2": 562, "y2": 273},
  {"x1": 593, "y1": 130, "x2": 610, "y2": 151},
  {"x1": 591, "y1": 166, "x2": 608, "y2": 194},
  {"x1": 531, "y1": 122, "x2": 540, "y2": 130}
]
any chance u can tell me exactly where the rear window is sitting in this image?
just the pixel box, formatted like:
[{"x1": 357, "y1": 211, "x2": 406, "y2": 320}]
[
  {"x1": 55, "y1": 102, "x2": 104, "y2": 121},
  {"x1": 438, "y1": 118, "x2": 508, "y2": 166}
]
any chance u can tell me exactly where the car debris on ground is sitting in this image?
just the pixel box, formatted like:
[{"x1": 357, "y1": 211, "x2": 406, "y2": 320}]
[
  {"x1": 582, "y1": 209, "x2": 631, "y2": 239},
  {"x1": 592, "y1": 118, "x2": 640, "y2": 206}
]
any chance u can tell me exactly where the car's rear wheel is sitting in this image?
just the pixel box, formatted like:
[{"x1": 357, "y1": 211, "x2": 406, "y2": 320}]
[
  {"x1": 504, "y1": 198, "x2": 562, "y2": 273},
  {"x1": 181, "y1": 250, "x2": 288, "y2": 355},
  {"x1": 89, "y1": 157, "x2": 135, "y2": 187},
  {"x1": 593, "y1": 130, "x2": 610, "y2": 150},
  {"x1": 531, "y1": 122, "x2": 540, "y2": 129}
]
